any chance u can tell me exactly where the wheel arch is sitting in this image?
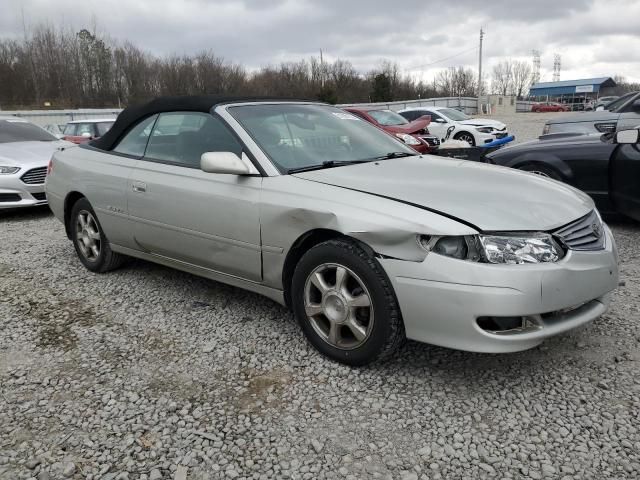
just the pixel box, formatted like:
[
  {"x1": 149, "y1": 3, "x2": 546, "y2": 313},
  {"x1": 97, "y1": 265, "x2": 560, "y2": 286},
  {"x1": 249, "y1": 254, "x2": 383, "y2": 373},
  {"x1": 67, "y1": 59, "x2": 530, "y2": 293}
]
[
  {"x1": 507, "y1": 153, "x2": 572, "y2": 181},
  {"x1": 63, "y1": 191, "x2": 86, "y2": 239},
  {"x1": 281, "y1": 228, "x2": 379, "y2": 309}
]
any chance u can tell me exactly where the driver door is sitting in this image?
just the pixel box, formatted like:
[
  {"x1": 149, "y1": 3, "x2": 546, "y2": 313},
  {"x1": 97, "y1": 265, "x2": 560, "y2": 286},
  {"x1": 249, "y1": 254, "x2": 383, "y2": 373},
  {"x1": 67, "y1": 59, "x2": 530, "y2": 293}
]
[
  {"x1": 424, "y1": 111, "x2": 448, "y2": 141},
  {"x1": 127, "y1": 112, "x2": 263, "y2": 281}
]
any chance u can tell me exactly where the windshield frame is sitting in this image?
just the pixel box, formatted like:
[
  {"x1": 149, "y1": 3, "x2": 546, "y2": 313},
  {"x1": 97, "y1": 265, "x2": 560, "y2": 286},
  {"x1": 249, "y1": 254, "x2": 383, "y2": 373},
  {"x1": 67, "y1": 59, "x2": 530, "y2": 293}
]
[
  {"x1": 222, "y1": 102, "x2": 416, "y2": 175},
  {"x1": 0, "y1": 119, "x2": 58, "y2": 144},
  {"x1": 605, "y1": 91, "x2": 639, "y2": 112}
]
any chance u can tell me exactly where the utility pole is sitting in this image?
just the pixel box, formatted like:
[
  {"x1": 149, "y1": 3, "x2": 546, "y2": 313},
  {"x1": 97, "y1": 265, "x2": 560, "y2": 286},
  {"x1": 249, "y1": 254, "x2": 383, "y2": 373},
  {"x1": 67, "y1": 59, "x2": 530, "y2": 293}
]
[
  {"x1": 319, "y1": 49, "x2": 325, "y2": 88},
  {"x1": 477, "y1": 28, "x2": 484, "y2": 98}
]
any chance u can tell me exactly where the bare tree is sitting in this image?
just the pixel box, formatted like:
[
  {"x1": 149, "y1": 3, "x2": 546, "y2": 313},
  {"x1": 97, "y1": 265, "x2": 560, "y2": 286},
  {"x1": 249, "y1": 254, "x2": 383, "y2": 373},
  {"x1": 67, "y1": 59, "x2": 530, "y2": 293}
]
[
  {"x1": 511, "y1": 61, "x2": 532, "y2": 98},
  {"x1": 491, "y1": 61, "x2": 513, "y2": 96}
]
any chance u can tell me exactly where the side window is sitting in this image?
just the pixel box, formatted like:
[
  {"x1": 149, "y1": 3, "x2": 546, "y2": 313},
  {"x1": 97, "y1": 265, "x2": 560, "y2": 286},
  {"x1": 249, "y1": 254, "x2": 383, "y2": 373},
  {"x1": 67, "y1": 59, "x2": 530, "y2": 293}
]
[
  {"x1": 145, "y1": 112, "x2": 243, "y2": 168},
  {"x1": 76, "y1": 123, "x2": 94, "y2": 136},
  {"x1": 112, "y1": 115, "x2": 158, "y2": 157},
  {"x1": 427, "y1": 111, "x2": 442, "y2": 122},
  {"x1": 402, "y1": 111, "x2": 418, "y2": 121},
  {"x1": 64, "y1": 124, "x2": 77, "y2": 135}
]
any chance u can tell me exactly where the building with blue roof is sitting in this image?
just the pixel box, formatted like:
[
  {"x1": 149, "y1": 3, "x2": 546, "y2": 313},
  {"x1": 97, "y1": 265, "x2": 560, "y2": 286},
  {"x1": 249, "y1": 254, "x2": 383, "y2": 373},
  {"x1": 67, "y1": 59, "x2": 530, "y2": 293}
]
[{"x1": 529, "y1": 77, "x2": 616, "y2": 98}]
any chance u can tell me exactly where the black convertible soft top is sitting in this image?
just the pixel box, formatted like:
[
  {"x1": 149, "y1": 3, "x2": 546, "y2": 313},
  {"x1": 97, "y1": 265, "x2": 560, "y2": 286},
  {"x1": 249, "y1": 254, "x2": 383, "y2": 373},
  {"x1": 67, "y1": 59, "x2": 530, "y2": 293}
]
[{"x1": 91, "y1": 95, "x2": 312, "y2": 151}]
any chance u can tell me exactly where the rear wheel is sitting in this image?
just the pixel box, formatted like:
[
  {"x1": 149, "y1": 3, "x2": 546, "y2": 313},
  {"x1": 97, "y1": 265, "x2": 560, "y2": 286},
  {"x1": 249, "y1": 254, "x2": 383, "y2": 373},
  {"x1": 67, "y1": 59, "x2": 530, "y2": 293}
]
[
  {"x1": 70, "y1": 198, "x2": 126, "y2": 272},
  {"x1": 454, "y1": 131, "x2": 476, "y2": 146},
  {"x1": 518, "y1": 163, "x2": 562, "y2": 181},
  {"x1": 291, "y1": 239, "x2": 405, "y2": 365}
]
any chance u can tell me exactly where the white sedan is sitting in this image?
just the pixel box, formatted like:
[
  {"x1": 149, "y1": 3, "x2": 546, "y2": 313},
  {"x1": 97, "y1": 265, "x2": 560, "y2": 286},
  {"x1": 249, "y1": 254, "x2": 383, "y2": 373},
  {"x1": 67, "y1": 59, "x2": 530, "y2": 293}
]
[
  {"x1": 398, "y1": 106, "x2": 509, "y2": 146},
  {"x1": 0, "y1": 116, "x2": 72, "y2": 209}
]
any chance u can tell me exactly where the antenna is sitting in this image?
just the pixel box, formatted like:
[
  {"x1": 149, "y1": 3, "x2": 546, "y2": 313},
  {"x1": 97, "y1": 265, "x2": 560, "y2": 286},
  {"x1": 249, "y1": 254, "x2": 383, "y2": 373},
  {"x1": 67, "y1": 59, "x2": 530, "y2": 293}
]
[
  {"x1": 553, "y1": 54, "x2": 561, "y2": 82},
  {"x1": 532, "y1": 50, "x2": 541, "y2": 85}
]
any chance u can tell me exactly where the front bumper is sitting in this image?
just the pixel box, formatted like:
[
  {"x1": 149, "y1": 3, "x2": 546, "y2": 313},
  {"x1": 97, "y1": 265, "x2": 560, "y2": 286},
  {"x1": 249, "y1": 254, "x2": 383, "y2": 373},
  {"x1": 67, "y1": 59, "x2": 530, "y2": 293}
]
[
  {"x1": 476, "y1": 130, "x2": 508, "y2": 144},
  {"x1": 0, "y1": 172, "x2": 47, "y2": 209},
  {"x1": 379, "y1": 226, "x2": 619, "y2": 353}
]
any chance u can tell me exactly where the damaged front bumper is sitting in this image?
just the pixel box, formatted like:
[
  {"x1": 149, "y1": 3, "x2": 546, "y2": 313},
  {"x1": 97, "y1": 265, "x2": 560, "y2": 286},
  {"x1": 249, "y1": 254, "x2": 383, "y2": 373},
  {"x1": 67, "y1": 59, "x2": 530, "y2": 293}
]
[{"x1": 378, "y1": 226, "x2": 619, "y2": 353}]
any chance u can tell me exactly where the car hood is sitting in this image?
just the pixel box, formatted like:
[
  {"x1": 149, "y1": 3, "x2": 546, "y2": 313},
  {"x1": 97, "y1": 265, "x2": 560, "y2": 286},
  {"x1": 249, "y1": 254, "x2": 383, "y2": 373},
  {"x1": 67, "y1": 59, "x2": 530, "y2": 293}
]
[
  {"x1": 0, "y1": 140, "x2": 73, "y2": 167},
  {"x1": 292, "y1": 155, "x2": 593, "y2": 231},
  {"x1": 547, "y1": 110, "x2": 618, "y2": 124},
  {"x1": 457, "y1": 118, "x2": 506, "y2": 129},
  {"x1": 383, "y1": 118, "x2": 430, "y2": 134}
]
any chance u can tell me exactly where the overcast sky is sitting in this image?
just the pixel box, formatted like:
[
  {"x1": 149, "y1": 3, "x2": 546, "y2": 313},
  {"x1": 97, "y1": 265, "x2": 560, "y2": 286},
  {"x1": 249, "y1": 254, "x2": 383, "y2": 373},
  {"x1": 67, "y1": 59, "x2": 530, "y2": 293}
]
[{"x1": 3, "y1": 0, "x2": 640, "y2": 83}]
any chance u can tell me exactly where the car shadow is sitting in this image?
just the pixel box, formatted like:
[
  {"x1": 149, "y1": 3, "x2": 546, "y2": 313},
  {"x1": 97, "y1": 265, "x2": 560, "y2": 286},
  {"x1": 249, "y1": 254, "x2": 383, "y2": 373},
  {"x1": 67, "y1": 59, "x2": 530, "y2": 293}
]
[{"x1": 0, "y1": 205, "x2": 52, "y2": 221}]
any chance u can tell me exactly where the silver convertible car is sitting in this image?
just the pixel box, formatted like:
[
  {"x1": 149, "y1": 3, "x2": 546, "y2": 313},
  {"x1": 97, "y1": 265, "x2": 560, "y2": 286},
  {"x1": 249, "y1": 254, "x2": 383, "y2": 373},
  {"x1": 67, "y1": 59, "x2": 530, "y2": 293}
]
[{"x1": 46, "y1": 96, "x2": 619, "y2": 365}]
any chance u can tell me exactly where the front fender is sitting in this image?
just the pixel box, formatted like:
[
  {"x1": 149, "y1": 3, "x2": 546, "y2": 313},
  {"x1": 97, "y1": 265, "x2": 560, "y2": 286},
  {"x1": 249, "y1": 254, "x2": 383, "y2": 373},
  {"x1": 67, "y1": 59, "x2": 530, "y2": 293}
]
[{"x1": 259, "y1": 176, "x2": 477, "y2": 290}]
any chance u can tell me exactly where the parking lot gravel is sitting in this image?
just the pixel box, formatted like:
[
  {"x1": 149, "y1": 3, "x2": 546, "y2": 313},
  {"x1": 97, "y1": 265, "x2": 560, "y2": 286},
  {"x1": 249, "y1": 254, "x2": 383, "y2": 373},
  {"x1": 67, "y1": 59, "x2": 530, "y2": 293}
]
[{"x1": 1, "y1": 206, "x2": 640, "y2": 480}]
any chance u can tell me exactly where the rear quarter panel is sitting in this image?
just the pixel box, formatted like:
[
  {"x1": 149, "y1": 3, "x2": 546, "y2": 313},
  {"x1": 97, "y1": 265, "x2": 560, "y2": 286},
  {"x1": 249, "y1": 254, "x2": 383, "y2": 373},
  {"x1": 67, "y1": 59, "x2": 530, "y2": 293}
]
[{"x1": 46, "y1": 146, "x2": 137, "y2": 248}]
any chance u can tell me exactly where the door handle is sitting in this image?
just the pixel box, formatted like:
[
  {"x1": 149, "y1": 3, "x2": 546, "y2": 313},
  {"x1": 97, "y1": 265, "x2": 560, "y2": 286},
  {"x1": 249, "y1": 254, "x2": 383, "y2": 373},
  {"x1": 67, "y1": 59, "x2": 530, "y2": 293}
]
[{"x1": 132, "y1": 181, "x2": 147, "y2": 193}]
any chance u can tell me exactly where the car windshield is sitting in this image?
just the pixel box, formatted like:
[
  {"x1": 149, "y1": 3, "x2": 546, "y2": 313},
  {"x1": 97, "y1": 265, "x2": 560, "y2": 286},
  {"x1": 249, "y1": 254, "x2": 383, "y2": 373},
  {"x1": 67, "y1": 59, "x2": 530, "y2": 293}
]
[
  {"x1": 0, "y1": 119, "x2": 57, "y2": 143},
  {"x1": 605, "y1": 91, "x2": 638, "y2": 112},
  {"x1": 438, "y1": 108, "x2": 470, "y2": 121},
  {"x1": 367, "y1": 110, "x2": 409, "y2": 126},
  {"x1": 228, "y1": 104, "x2": 415, "y2": 172}
]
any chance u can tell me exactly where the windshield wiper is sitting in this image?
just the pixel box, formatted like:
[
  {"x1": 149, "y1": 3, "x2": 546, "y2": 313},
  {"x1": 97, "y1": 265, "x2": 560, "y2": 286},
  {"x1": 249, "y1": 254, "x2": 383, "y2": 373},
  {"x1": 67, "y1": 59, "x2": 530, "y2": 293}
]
[
  {"x1": 374, "y1": 151, "x2": 417, "y2": 160},
  {"x1": 287, "y1": 160, "x2": 372, "y2": 174}
]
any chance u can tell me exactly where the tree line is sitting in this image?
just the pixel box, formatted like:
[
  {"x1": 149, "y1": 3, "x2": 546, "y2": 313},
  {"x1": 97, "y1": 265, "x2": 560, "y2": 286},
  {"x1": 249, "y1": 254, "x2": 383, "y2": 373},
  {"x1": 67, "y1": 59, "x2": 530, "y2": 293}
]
[{"x1": 0, "y1": 25, "x2": 484, "y2": 109}]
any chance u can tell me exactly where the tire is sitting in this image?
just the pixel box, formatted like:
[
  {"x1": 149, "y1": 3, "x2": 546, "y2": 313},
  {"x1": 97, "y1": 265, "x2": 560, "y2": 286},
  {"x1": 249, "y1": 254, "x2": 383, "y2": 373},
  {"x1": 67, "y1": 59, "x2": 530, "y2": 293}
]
[
  {"x1": 291, "y1": 238, "x2": 405, "y2": 366},
  {"x1": 454, "y1": 131, "x2": 476, "y2": 146},
  {"x1": 518, "y1": 163, "x2": 562, "y2": 181},
  {"x1": 69, "y1": 197, "x2": 126, "y2": 273}
]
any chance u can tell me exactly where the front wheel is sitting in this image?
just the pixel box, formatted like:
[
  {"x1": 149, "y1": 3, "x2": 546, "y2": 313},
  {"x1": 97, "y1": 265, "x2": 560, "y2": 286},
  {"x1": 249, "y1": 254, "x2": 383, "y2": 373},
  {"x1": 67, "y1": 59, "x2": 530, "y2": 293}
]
[
  {"x1": 70, "y1": 198, "x2": 126, "y2": 273},
  {"x1": 291, "y1": 239, "x2": 405, "y2": 366},
  {"x1": 454, "y1": 131, "x2": 476, "y2": 146}
]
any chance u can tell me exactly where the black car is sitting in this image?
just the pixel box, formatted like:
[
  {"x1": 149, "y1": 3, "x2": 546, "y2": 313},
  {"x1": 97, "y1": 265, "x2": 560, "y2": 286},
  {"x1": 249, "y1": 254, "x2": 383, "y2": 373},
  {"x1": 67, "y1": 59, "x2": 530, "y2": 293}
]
[{"x1": 485, "y1": 130, "x2": 640, "y2": 221}]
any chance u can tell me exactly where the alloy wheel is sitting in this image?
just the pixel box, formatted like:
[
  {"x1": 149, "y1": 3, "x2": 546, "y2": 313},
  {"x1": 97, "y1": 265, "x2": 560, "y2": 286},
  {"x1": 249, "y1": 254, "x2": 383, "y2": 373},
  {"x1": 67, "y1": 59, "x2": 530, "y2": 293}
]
[
  {"x1": 303, "y1": 263, "x2": 374, "y2": 350},
  {"x1": 457, "y1": 133, "x2": 475, "y2": 145},
  {"x1": 75, "y1": 210, "x2": 101, "y2": 262}
]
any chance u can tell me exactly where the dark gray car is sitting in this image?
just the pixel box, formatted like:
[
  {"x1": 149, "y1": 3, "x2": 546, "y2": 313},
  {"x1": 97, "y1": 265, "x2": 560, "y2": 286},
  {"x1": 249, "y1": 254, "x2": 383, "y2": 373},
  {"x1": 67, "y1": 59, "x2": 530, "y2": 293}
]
[{"x1": 543, "y1": 91, "x2": 640, "y2": 135}]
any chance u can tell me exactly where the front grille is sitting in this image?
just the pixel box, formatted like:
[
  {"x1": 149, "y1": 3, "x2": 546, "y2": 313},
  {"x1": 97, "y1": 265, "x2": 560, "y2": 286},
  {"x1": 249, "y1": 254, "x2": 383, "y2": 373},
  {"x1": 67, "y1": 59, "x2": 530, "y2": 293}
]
[
  {"x1": 32, "y1": 192, "x2": 47, "y2": 201},
  {"x1": 20, "y1": 167, "x2": 47, "y2": 185},
  {"x1": 0, "y1": 193, "x2": 21, "y2": 202},
  {"x1": 419, "y1": 135, "x2": 440, "y2": 147},
  {"x1": 553, "y1": 210, "x2": 605, "y2": 251}
]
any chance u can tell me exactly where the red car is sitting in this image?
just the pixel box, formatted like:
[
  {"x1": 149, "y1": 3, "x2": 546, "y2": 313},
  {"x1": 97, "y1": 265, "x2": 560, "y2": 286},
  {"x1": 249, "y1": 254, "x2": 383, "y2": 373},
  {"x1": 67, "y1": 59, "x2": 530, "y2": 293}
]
[
  {"x1": 62, "y1": 118, "x2": 115, "y2": 144},
  {"x1": 343, "y1": 107, "x2": 439, "y2": 153},
  {"x1": 531, "y1": 102, "x2": 570, "y2": 113}
]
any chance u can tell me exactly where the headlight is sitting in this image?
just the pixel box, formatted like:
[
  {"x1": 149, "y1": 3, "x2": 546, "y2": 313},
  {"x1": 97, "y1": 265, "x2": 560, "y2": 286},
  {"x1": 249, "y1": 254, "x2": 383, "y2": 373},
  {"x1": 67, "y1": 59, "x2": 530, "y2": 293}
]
[
  {"x1": 594, "y1": 122, "x2": 617, "y2": 133},
  {"x1": 476, "y1": 127, "x2": 494, "y2": 133},
  {"x1": 395, "y1": 133, "x2": 422, "y2": 146},
  {"x1": 479, "y1": 233, "x2": 562, "y2": 264},
  {"x1": 0, "y1": 166, "x2": 20, "y2": 174},
  {"x1": 418, "y1": 233, "x2": 563, "y2": 264}
]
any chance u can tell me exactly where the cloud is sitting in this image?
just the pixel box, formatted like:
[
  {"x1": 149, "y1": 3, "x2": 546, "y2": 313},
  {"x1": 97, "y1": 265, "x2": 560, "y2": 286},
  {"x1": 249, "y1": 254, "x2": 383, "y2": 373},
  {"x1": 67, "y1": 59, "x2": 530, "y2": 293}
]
[{"x1": 2, "y1": 0, "x2": 639, "y2": 82}]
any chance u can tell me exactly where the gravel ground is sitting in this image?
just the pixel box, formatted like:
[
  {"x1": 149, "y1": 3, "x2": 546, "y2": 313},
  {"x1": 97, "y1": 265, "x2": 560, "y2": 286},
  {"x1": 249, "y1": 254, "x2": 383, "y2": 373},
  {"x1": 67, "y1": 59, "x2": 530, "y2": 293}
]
[
  {"x1": 1, "y1": 207, "x2": 639, "y2": 480},
  {"x1": 494, "y1": 112, "x2": 565, "y2": 145}
]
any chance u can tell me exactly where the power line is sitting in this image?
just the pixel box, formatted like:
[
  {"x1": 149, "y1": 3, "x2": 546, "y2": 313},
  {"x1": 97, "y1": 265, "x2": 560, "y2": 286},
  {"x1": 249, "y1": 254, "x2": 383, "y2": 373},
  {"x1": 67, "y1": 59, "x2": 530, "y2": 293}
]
[{"x1": 407, "y1": 46, "x2": 479, "y2": 71}]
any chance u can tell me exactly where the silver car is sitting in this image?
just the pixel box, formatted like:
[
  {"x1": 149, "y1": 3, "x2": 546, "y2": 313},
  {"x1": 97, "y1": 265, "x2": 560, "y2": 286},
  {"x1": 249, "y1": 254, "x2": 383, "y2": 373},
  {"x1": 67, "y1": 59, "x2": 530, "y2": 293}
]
[
  {"x1": 0, "y1": 116, "x2": 72, "y2": 209},
  {"x1": 45, "y1": 97, "x2": 619, "y2": 365}
]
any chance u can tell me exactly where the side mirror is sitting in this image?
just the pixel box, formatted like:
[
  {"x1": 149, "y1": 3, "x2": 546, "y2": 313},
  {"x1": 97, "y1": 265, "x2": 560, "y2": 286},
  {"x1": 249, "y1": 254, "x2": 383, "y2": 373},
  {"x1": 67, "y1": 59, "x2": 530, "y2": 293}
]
[
  {"x1": 81, "y1": 132, "x2": 92, "y2": 138},
  {"x1": 201, "y1": 151, "x2": 252, "y2": 175},
  {"x1": 632, "y1": 99, "x2": 640, "y2": 112},
  {"x1": 615, "y1": 129, "x2": 640, "y2": 144}
]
